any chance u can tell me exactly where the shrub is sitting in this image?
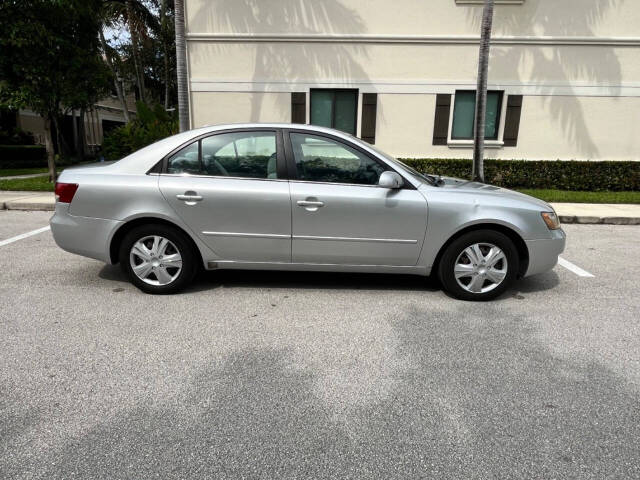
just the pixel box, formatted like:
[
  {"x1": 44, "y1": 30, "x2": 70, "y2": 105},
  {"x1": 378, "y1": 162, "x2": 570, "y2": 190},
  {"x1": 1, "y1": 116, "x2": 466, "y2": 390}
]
[
  {"x1": 400, "y1": 158, "x2": 640, "y2": 192},
  {"x1": 102, "y1": 102, "x2": 178, "y2": 160},
  {"x1": 0, "y1": 127, "x2": 35, "y2": 145},
  {"x1": 0, "y1": 145, "x2": 47, "y2": 169}
]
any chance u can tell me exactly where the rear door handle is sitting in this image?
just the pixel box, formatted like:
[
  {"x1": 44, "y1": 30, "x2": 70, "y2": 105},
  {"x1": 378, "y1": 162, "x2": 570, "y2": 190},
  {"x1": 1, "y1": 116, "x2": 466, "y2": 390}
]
[
  {"x1": 297, "y1": 200, "x2": 324, "y2": 207},
  {"x1": 176, "y1": 193, "x2": 203, "y2": 203}
]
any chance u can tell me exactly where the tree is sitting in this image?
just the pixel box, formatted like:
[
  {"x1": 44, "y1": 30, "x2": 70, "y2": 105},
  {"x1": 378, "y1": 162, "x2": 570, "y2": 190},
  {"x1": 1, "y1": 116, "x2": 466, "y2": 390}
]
[
  {"x1": 0, "y1": 0, "x2": 110, "y2": 182},
  {"x1": 472, "y1": 0, "x2": 495, "y2": 183},
  {"x1": 174, "y1": 0, "x2": 189, "y2": 132}
]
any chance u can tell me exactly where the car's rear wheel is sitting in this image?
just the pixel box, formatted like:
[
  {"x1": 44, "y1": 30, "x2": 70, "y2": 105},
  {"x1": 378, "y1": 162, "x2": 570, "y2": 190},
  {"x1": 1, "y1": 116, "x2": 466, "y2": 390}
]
[
  {"x1": 119, "y1": 224, "x2": 198, "y2": 294},
  {"x1": 438, "y1": 229, "x2": 518, "y2": 301}
]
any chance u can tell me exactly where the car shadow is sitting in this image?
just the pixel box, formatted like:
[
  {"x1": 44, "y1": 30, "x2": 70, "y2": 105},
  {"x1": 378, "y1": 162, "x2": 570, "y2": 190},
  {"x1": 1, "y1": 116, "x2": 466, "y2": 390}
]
[
  {"x1": 98, "y1": 263, "x2": 560, "y2": 298},
  {"x1": 188, "y1": 269, "x2": 440, "y2": 293}
]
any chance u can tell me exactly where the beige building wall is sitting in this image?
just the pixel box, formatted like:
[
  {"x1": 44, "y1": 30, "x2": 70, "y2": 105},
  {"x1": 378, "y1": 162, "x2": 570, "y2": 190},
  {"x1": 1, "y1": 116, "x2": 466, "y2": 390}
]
[
  {"x1": 184, "y1": 0, "x2": 640, "y2": 161},
  {"x1": 186, "y1": 0, "x2": 640, "y2": 38},
  {"x1": 191, "y1": 92, "x2": 290, "y2": 127}
]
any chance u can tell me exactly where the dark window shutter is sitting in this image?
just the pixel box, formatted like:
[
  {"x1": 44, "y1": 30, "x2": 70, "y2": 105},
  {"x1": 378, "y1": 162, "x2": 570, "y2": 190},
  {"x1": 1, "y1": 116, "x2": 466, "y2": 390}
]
[
  {"x1": 360, "y1": 93, "x2": 377, "y2": 144},
  {"x1": 503, "y1": 95, "x2": 523, "y2": 147},
  {"x1": 432, "y1": 94, "x2": 451, "y2": 145},
  {"x1": 291, "y1": 92, "x2": 306, "y2": 124}
]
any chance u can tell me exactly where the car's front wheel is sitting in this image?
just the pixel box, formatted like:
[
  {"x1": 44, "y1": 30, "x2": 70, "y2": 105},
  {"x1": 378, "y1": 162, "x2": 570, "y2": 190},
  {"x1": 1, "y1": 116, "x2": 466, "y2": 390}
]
[
  {"x1": 119, "y1": 224, "x2": 198, "y2": 294},
  {"x1": 438, "y1": 229, "x2": 518, "y2": 301}
]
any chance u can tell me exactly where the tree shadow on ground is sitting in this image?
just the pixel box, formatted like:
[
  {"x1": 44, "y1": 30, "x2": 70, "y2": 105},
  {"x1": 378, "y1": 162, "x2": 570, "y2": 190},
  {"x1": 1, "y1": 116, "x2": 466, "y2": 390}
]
[{"x1": 12, "y1": 302, "x2": 638, "y2": 479}]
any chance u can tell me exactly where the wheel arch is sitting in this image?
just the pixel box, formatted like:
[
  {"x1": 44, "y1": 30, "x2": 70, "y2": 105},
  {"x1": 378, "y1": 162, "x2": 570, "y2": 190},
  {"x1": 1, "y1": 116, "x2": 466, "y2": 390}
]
[
  {"x1": 109, "y1": 216, "x2": 204, "y2": 267},
  {"x1": 432, "y1": 223, "x2": 529, "y2": 279}
]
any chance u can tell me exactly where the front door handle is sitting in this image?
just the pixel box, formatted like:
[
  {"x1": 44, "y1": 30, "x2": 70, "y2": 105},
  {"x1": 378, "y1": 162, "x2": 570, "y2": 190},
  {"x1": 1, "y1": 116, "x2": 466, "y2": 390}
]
[{"x1": 297, "y1": 200, "x2": 324, "y2": 207}]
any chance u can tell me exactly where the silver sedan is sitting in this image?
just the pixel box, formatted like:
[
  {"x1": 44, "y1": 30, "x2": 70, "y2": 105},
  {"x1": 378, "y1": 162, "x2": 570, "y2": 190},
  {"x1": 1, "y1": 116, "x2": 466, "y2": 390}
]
[{"x1": 50, "y1": 123, "x2": 565, "y2": 301}]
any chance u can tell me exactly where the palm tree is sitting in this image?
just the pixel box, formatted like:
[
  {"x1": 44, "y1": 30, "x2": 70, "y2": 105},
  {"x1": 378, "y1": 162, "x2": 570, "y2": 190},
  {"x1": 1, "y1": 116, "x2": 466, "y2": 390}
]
[
  {"x1": 103, "y1": 0, "x2": 159, "y2": 105},
  {"x1": 99, "y1": 29, "x2": 130, "y2": 123},
  {"x1": 472, "y1": 0, "x2": 495, "y2": 183},
  {"x1": 174, "y1": 0, "x2": 189, "y2": 131}
]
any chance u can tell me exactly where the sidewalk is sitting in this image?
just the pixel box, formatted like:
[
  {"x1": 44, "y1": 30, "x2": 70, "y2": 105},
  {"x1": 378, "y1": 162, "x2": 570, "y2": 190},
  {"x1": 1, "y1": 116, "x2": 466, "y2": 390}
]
[
  {"x1": 0, "y1": 191, "x2": 55, "y2": 211},
  {"x1": 0, "y1": 190, "x2": 639, "y2": 224},
  {"x1": 0, "y1": 172, "x2": 49, "y2": 180}
]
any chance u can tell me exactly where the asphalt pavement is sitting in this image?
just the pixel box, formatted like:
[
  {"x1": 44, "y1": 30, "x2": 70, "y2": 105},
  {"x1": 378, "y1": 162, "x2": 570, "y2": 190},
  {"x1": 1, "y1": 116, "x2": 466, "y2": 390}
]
[{"x1": 1, "y1": 210, "x2": 639, "y2": 479}]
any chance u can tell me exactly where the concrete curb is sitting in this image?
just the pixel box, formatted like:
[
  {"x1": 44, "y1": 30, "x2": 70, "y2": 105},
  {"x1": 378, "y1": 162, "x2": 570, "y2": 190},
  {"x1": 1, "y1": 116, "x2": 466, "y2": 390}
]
[
  {"x1": 3, "y1": 202, "x2": 55, "y2": 212},
  {"x1": 559, "y1": 215, "x2": 640, "y2": 225},
  {"x1": 0, "y1": 191, "x2": 56, "y2": 212}
]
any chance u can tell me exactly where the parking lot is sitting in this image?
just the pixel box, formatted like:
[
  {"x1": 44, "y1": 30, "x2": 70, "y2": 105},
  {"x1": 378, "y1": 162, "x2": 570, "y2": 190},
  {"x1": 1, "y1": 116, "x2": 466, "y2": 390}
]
[{"x1": 1, "y1": 210, "x2": 639, "y2": 479}]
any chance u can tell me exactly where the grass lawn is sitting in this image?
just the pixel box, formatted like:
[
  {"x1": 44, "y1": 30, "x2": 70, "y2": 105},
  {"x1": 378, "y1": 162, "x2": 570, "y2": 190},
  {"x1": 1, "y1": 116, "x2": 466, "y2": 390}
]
[
  {"x1": 0, "y1": 175, "x2": 54, "y2": 192},
  {"x1": 0, "y1": 167, "x2": 48, "y2": 177},
  {"x1": 516, "y1": 189, "x2": 640, "y2": 204}
]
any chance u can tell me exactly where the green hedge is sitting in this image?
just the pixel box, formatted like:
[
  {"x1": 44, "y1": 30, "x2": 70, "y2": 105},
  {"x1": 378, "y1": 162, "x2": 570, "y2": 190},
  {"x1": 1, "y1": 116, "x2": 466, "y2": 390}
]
[
  {"x1": 400, "y1": 158, "x2": 640, "y2": 192},
  {"x1": 0, "y1": 145, "x2": 47, "y2": 169}
]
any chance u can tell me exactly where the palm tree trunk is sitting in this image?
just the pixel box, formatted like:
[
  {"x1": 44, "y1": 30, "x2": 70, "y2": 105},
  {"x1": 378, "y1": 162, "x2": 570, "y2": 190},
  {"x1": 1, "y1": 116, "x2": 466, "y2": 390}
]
[
  {"x1": 43, "y1": 115, "x2": 57, "y2": 183},
  {"x1": 99, "y1": 29, "x2": 130, "y2": 123},
  {"x1": 472, "y1": 0, "x2": 494, "y2": 183},
  {"x1": 174, "y1": 0, "x2": 189, "y2": 132},
  {"x1": 161, "y1": 0, "x2": 170, "y2": 110},
  {"x1": 127, "y1": 0, "x2": 146, "y2": 104},
  {"x1": 78, "y1": 108, "x2": 86, "y2": 161}
]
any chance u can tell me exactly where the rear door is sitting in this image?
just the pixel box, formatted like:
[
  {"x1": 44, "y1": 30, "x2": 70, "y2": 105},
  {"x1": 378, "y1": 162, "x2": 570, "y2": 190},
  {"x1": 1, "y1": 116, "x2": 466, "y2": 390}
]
[
  {"x1": 286, "y1": 131, "x2": 427, "y2": 266},
  {"x1": 159, "y1": 129, "x2": 292, "y2": 263}
]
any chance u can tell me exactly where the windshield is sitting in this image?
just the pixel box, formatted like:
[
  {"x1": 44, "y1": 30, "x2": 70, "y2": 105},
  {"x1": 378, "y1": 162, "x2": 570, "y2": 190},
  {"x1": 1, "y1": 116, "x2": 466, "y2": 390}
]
[{"x1": 365, "y1": 144, "x2": 437, "y2": 185}]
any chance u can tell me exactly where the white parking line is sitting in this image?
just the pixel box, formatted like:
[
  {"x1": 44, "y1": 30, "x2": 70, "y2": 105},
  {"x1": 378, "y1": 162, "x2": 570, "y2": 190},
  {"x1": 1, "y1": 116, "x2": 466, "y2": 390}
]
[
  {"x1": 558, "y1": 257, "x2": 595, "y2": 278},
  {"x1": 0, "y1": 226, "x2": 51, "y2": 247}
]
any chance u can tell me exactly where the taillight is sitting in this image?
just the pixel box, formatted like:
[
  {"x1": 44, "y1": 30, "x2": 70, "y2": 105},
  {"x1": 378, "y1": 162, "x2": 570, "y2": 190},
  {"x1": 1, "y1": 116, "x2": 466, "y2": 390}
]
[{"x1": 54, "y1": 182, "x2": 79, "y2": 203}]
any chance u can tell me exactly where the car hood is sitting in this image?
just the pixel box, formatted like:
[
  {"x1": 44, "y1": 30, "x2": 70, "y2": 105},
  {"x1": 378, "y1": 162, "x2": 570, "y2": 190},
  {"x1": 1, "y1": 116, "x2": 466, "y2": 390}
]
[{"x1": 422, "y1": 176, "x2": 552, "y2": 211}]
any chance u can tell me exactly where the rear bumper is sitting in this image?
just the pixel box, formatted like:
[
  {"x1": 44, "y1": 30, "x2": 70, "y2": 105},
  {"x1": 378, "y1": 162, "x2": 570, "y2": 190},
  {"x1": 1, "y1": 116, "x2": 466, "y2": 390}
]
[
  {"x1": 524, "y1": 229, "x2": 566, "y2": 277},
  {"x1": 50, "y1": 203, "x2": 122, "y2": 263}
]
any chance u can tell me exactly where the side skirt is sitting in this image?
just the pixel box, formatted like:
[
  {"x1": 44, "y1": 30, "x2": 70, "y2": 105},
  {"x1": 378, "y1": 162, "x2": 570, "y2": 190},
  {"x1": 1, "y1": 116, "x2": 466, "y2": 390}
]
[{"x1": 206, "y1": 260, "x2": 429, "y2": 276}]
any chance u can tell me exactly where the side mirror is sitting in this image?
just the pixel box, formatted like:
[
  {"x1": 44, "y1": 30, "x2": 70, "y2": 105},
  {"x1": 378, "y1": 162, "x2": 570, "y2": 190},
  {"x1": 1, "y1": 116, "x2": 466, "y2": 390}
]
[{"x1": 378, "y1": 171, "x2": 404, "y2": 189}]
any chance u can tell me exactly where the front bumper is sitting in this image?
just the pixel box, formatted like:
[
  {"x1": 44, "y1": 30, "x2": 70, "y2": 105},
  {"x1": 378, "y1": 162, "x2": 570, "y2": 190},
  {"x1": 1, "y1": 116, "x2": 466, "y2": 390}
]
[
  {"x1": 524, "y1": 228, "x2": 566, "y2": 277},
  {"x1": 50, "y1": 203, "x2": 123, "y2": 263}
]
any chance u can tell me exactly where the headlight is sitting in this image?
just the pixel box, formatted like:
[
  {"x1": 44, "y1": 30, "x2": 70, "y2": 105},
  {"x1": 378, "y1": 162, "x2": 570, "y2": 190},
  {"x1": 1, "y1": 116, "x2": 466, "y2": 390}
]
[{"x1": 541, "y1": 211, "x2": 561, "y2": 230}]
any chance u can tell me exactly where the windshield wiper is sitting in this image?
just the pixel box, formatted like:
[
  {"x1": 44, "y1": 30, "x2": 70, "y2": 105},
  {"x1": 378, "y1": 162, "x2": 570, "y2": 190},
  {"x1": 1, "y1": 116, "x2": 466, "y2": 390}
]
[{"x1": 421, "y1": 173, "x2": 445, "y2": 186}]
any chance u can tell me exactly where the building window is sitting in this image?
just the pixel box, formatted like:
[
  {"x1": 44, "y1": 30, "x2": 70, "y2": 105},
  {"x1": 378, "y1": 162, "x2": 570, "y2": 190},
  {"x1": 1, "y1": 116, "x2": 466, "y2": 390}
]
[
  {"x1": 310, "y1": 89, "x2": 358, "y2": 136},
  {"x1": 451, "y1": 90, "x2": 503, "y2": 140}
]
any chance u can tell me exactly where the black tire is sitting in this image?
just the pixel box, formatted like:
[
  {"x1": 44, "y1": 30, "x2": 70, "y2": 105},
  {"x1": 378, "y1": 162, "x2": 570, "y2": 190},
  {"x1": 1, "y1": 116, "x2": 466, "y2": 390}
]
[
  {"x1": 119, "y1": 224, "x2": 198, "y2": 294},
  {"x1": 438, "y1": 229, "x2": 519, "y2": 301}
]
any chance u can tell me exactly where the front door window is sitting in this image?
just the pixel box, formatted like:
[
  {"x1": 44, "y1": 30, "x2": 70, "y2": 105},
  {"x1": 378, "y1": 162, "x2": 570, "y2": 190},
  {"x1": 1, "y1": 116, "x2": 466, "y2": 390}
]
[{"x1": 289, "y1": 132, "x2": 385, "y2": 185}]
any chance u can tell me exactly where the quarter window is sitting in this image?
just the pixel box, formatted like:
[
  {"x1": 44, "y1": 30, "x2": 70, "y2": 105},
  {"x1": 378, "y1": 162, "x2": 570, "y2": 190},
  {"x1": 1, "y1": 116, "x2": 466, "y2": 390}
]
[
  {"x1": 452, "y1": 90, "x2": 503, "y2": 140},
  {"x1": 290, "y1": 133, "x2": 386, "y2": 185},
  {"x1": 167, "y1": 142, "x2": 200, "y2": 174},
  {"x1": 310, "y1": 89, "x2": 358, "y2": 135}
]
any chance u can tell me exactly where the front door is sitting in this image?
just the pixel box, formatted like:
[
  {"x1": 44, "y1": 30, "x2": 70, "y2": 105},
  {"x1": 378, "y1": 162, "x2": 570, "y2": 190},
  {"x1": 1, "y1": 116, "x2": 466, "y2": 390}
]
[
  {"x1": 287, "y1": 132, "x2": 427, "y2": 266},
  {"x1": 159, "y1": 130, "x2": 291, "y2": 263}
]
